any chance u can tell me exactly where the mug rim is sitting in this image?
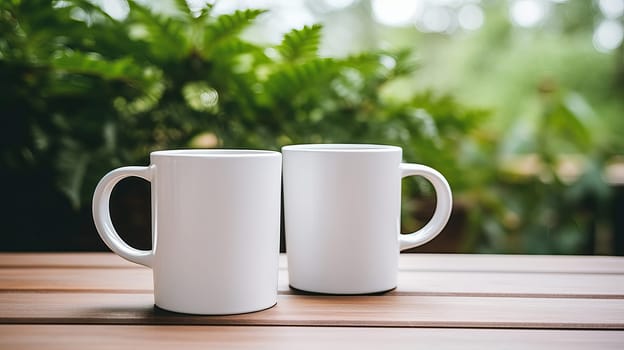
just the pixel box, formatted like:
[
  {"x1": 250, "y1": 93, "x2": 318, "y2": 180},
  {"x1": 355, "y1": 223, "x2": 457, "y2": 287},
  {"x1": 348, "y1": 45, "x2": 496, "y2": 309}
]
[
  {"x1": 282, "y1": 144, "x2": 401, "y2": 152},
  {"x1": 151, "y1": 149, "x2": 280, "y2": 158}
]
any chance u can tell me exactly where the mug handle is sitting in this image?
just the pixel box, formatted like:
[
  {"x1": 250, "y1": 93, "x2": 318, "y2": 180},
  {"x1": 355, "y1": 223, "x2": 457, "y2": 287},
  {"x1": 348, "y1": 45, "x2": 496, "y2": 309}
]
[
  {"x1": 399, "y1": 163, "x2": 452, "y2": 251},
  {"x1": 92, "y1": 166, "x2": 154, "y2": 267}
]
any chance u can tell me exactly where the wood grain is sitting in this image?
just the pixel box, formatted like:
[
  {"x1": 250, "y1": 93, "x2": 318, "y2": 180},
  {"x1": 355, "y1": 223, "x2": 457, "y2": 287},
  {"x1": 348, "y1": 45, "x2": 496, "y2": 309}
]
[
  {"x1": 2, "y1": 253, "x2": 623, "y2": 273},
  {"x1": 1, "y1": 267, "x2": 622, "y2": 298},
  {"x1": 0, "y1": 253, "x2": 137, "y2": 268},
  {"x1": 0, "y1": 292, "x2": 622, "y2": 329},
  {"x1": 1, "y1": 325, "x2": 623, "y2": 350},
  {"x1": 1, "y1": 251, "x2": 622, "y2": 349},
  {"x1": 397, "y1": 254, "x2": 624, "y2": 274}
]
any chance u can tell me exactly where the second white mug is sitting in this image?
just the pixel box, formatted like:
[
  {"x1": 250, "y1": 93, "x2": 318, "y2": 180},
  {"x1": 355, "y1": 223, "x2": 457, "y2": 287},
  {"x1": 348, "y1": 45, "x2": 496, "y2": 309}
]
[{"x1": 283, "y1": 144, "x2": 452, "y2": 294}]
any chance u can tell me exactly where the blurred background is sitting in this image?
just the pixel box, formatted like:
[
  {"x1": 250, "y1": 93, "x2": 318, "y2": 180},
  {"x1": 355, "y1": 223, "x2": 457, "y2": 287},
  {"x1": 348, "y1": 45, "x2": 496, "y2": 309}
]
[{"x1": 1, "y1": 0, "x2": 622, "y2": 254}]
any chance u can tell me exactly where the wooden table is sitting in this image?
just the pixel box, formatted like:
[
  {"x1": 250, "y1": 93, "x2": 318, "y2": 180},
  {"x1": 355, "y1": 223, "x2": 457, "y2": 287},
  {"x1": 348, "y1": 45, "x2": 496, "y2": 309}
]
[{"x1": 0, "y1": 253, "x2": 622, "y2": 349}]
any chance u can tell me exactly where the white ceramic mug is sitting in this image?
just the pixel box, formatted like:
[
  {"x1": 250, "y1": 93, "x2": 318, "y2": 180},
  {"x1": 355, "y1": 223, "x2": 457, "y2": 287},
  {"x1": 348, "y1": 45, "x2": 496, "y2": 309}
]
[
  {"x1": 283, "y1": 144, "x2": 452, "y2": 294},
  {"x1": 92, "y1": 149, "x2": 282, "y2": 314}
]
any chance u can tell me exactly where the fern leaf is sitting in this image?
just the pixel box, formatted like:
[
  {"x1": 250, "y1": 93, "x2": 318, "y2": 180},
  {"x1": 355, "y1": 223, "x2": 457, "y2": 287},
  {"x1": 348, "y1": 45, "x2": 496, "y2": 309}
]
[
  {"x1": 171, "y1": 0, "x2": 213, "y2": 21},
  {"x1": 212, "y1": 39, "x2": 262, "y2": 57},
  {"x1": 341, "y1": 52, "x2": 383, "y2": 70},
  {"x1": 276, "y1": 24, "x2": 322, "y2": 62},
  {"x1": 51, "y1": 51, "x2": 164, "y2": 104},
  {"x1": 127, "y1": 0, "x2": 189, "y2": 59},
  {"x1": 203, "y1": 9, "x2": 266, "y2": 54},
  {"x1": 390, "y1": 49, "x2": 419, "y2": 77},
  {"x1": 192, "y1": 2, "x2": 214, "y2": 22},
  {"x1": 52, "y1": 51, "x2": 143, "y2": 80},
  {"x1": 264, "y1": 57, "x2": 338, "y2": 102},
  {"x1": 65, "y1": 0, "x2": 116, "y2": 22},
  {"x1": 338, "y1": 50, "x2": 418, "y2": 92}
]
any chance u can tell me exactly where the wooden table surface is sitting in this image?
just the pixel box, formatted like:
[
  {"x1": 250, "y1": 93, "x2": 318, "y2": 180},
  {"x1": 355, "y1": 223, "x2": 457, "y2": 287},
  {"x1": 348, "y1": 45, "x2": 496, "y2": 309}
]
[{"x1": 0, "y1": 253, "x2": 622, "y2": 349}]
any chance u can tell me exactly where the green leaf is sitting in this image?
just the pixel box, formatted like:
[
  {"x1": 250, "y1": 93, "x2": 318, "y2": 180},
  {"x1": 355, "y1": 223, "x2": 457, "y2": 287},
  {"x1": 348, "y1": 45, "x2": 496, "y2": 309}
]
[
  {"x1": 264, "y1": 57, "x2": 339, "y2": 102},
  {"x1": 51, "y1": 51, "x2": 143, "y2": 81},
  {"x1": 65, "y1": 0, "x2": 117, "y2": 22},
  {"x1": 341, "y1": 52, "x2": 386, "y2": 73},
  {"x1": 172, "y1": 0, "x2": 214, "y2": 21},
  {"x1": 276, "y1": 24, "x2": 322, "y2": 62},
  {"x1": 391, "y1": 49, "x2": 419, "y2": 77},
  {"x1": 203, "y1": 9, "x2": 266, "y2": 55},
  {"x1": 51, "y1": 51, "x2": 164, "y2": 113},
  {"x1": 191, "y1": 2, "x2": 214, "y2": 22},
  {"x1": 212, "y1": 38, "x2": 262, "y2": 57},
  {"x1": 127, "y1": 0, "x2": 189, "y2": 59}
]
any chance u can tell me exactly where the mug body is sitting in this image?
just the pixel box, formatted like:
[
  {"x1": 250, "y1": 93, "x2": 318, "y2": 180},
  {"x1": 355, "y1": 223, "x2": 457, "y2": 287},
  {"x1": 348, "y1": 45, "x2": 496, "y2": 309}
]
[
  {"x1": 150, "y1": 150, "x2": 282, "y2": 314},
  {"x1": 283, "y1": 144, "x2": 402, "y2": 294}
]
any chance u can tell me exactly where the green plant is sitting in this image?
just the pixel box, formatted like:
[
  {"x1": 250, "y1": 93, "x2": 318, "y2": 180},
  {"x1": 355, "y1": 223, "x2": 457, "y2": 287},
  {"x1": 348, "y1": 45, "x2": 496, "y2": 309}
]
[{"x1": 1, "y1": 0, "x2": 485, "y2": 250}]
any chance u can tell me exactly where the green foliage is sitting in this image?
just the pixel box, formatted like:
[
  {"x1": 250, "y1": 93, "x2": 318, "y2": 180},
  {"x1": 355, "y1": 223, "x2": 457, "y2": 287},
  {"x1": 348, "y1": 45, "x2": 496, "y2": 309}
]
[
  {"x1": 277, "y1": 24, "x2": 322, "y2": 62},
  {"x1": 1, "y1": 0, "x2": 481, "y2": 204},
  {"x1": 1, "y1": 0, "x2": 611, "y2": 254},
  {"x1": 204, "y1": 9, "x2": 267, "y2": 47},
  {"x1": 366, "y1": 0, "x2": 620, "y2": 254}
]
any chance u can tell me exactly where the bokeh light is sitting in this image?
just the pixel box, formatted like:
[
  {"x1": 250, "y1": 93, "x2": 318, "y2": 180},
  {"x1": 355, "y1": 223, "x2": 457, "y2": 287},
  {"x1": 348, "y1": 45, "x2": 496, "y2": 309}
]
[
  {"x1": 321, "y1": 0, "x2": 356, "y2": 10},
  {"x1": 599, "y1": 0, "x2": 624, "y2": 18},
  {"x1": 593, "y1": 19, "x2": 624, "y2": 52},
  {"x1": 457, "y1": 3, "x2": 484, "y2": 31},
  {"x1": 182, "y1": 82, "x2": 219, "y2": 112},
  {"x1": 372, "y1": 0, "x2": 424, "y2": 27},
  {"x1": 510, "y1": 0, "x2": 547, "y2": 27},
  {"x1": 100, "y1": 0, "x2": 128, "y2": 20},
  {"x1": 419, "y1": 6, "x2": 453, "y2": 33}
]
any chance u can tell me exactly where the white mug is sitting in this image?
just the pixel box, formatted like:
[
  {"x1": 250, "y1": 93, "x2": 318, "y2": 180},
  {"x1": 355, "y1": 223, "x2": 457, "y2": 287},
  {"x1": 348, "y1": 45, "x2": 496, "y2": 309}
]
[
  {"x1": 92, "y1": 149, "x2": 282, "y2": 314},
  {"x1": 283, "y1": 144, "x2": 452, "y2": 294}
]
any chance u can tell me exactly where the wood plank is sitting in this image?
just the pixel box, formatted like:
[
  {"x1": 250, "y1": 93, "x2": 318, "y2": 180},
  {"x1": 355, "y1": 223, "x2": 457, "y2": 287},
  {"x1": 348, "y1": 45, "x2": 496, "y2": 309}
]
[
  {"x1": 2, "y1": 268, "x2": 622, "y2": 298},
  {"x1": 0, "y1": 268, "x2": 153, "y2": 292},
  {"x1": 0, "y1": 292, "x2": 622, "y2": 329},
  {"x1": 1, "y1": 253, "x2": 623, "y2": 274},
  {"x1": 393, "y1": 270, "x2": 624, "y2": 298},
  {"x1": 0, "y1": 253, "x2": 137, "y2": 268},
  {"x1": 1, "y1": 325, "x2": 622, "y2": 350},
  {"x1": 398, "y1": 254, "x2": 624, "y2": 274},
  {"x1": 0, "y1": 253, "x2": 285, "y2": 269}
]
